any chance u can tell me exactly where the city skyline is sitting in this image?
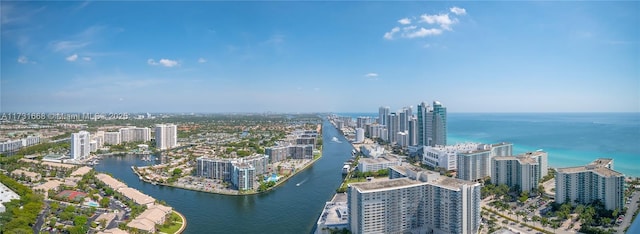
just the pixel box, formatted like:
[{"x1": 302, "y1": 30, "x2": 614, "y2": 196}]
[{"x1": 2, "y1": 1, "x2": 638, "y2": 113}]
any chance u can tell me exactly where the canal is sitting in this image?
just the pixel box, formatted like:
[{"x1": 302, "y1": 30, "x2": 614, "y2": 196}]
[{"x1": 93, "y1": 118, "x2": 353, "y2": 233}]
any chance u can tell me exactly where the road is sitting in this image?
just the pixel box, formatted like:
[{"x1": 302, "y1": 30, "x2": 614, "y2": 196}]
[
  {"x1": 617, "y1": 190, "x2": 640, "y2": 234},
  {"x1": 33, "y1": 201, "x2": 50, "y2": 233}
]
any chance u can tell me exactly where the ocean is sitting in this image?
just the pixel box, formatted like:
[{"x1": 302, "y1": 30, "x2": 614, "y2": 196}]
[{"x1": 340, "y1": 112, "x2": 640, "y2": 177}]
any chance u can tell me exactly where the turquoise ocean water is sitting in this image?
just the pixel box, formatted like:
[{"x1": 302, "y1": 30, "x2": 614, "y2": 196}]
[{"x1": 341, "y1": 113, "x2": 640, "y2": 177}]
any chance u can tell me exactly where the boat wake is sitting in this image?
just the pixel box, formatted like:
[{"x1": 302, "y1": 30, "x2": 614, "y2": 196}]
[
  {"x1": 296, "y1": 178, "x2": 309, "y2": 186},
  {"x1": 331, "y1": 137, "x2": 342, "y2": 144}
]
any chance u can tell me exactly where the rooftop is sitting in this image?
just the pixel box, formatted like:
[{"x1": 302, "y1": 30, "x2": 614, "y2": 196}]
[
  {"x1": 350, "y1": 178, "x2": 423, "y2": 192},
  {"x1": 70, "y1": 166, "x2": 92, "y2": 177},
  {"x1": 359, "y1": 155, "x2": 400, "y2": 165},
  {"x1": 589, "y1": 158, "x2": 613, "y2": 168},
  {"x1": 118, "y1": 187, "x2": 155, "y2": 205},
  {"x1": 431, "y1": 177, "x2": 480, "y2": 190},
  {"x1": 558, "y1": 159, "x2": 622, "y2": 177}
]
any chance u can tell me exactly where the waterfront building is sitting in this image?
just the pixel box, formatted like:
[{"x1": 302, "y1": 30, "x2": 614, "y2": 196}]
[
  {"x1": 555, "y1": 158, "x2": 624, "y2": 211},
  {"x1": 491, "y1": 151, "x2": 548, "y2": 193},
  {"x1": 265, "y1": 145, "x2": 289, "y2": 163},
  {"x1": 104, "y1": 132, "x2": 121, "y2": 145},
  {"x1": 196, "y1": 154, "x2": 269, "y2": 187},
  {"x1": 242, "y1": 154, "x2": 269, "y2": 175},
  {"x1": 155, "y1": 124, "x2": 177, "y2": 150},
  {"x1": 315, "y1": 194, "x2": 349, "y2": 234},
  {"x1": 417, "y1": 101, "x2": 447, "y2": 147},
  {"x1": 360, "y1": 144, "x2": 385, "y2": 158},
  {"x1": 456, "y1": 142, "x2": 513, "y2": 182},
  {"x1": 358, "y1": 155, "x2": 402, "y2": 172},
  {"x1": 289, "y1": 145, "x2": 314, "y2": 159},
  {"x1": 296, "y1": 137, "x2": 316, "y2": 146},
  {"x1": 389, "y1": 164, "x2": 440, "y2": 182},
  {"x1": 196, "y1": 157, "x2": 234, "y2": 181},
  {"x1": 423, "y1": 145, "x2": 459, "y2": 171},
  {"x1": 232, "y1": 163, "x2": 256, "y2": 190},
  {"x1": 431, "y1": 101, "x2": 447, "y2": 146},
  {"x1": 378, "y1": 106, "x2": 390, "y2": 125},
  {"x1": 71, "y1": 131, "x2": 91, "y2": 160},
  {"x1": 355, "y1": 128, "x2": 364, "y2": 143},
  {"x1": 120, "y1": 127, "x2": 151, "y2": 143},
  {"x1": 348, "y1": 176, "x2": 480, "y2": 234},
  {"x1": 90, "y1": 140, "x2": 98, "y2": 152}
]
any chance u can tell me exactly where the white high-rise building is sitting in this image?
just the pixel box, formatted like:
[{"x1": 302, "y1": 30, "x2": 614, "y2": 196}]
[
  {"x1": 155, "y1": 124, "x2": 178, "y2": 150},
  {"x1": 104, "y1": 132, "x2": 121, "y2": 145},
  {"x1": 378, "y1": 106, "x2": 390, "y2": 125},
  {"x1": 71, "y1": 131, "x2": 91, "y2": 160},
  {"x1": 354, "y1": 128, "x2": 365, "y2": 143},
  {"x1": 556, "y1": 158, "x2": 624, "y2": 211},
  {"x1": 456, "y1": 142, "x2": 512, "y2": 182},
  {"x1": 120, "y1": 127, "x2": 151, "y2": 142},
  {"x1": 492, "y1": 151, "x2": 548, "y2": 193},
  {"x1": 348, "y1": 176, "x2": 481, "y2": 234}
]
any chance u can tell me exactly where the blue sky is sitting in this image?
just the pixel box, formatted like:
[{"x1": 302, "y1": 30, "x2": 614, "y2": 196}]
[{"x1": 1, "y1": 1, "x2": 638, "y2": 113}]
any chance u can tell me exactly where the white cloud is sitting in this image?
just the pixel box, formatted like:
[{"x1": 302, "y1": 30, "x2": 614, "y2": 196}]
[
  {"x1": 398, "y1": 18, "x2": 411, "y2": 25},
  {"x1": 365, "y1": 73, "x2": 379, "y2": 78},
  {"x1": 198, "y1": 58, "x2": 207, "y2": 63},
  {"x1": 83, "y1": 57, "x2": 91, "y2": 61},
  {"x1": 52, "y1": 41, "x2": 91, "y2": 52},
  {"x1": 405, "y1": 28, "x2": 443, "y2": 38},
  {"x1": 420, "y1": 13, "x2": 456, "y2": 30},
  {"x1": 383, "y1": 27, "x2": 400, "y2": 40},
  {"x1": 159, "y1": 59, "x2": 178, "y2": 67},
  {"x1": 148, "y1": 58, "x2": 179, "y2": 67},
  {"x1": 384, "y1": 7, "x2": 467, "y2": 41},
  {"x1": 17, "y1": 56, "x2": 29, "y2": 64},
  {"x1": 66, "y1": 54, "x2": 78, "y2": 62},
  {"x1": 450, "y1": 7, "x2": 467, "y2": 16},
  {"x1": 403, "y1": 26, "x2": 417, "y2": 31}
]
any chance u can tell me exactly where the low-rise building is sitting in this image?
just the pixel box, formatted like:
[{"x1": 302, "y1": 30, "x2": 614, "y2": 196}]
[
  {"x1": 1, "y1": 182, "x2": 20, "y2": 213},
  {"x1": 358, "y1": 155, "x2": 402, "y2": 172},
  {"x1": 11, "y1": 169, "x2": 41, "y2": 181}
]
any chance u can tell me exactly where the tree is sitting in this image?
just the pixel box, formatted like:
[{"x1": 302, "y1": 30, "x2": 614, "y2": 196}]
[
  {"x1": 172, "y1": 168, "x2": 183, "y2": 176},
  {"x1": 100, "y1": 197, "x2": 110, "y2": 208},
  {"x1": 518, "y1": 192, "x2": 529, "y2": 203}
]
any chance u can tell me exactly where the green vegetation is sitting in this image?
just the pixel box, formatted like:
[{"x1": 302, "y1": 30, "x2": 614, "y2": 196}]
[
  {"x1": 158, "y1": 211, "x2": 183, "y2": 234},
  {"x1": 540, "y1": 168, "x2": 555, "y2": 183},
  {"x1": 258, "y1": 181, "x2": 276, "y2": 192},
  {"x1": 351, "y1": 169, "x2": 389, "y2": 178},
  {"x1": 0, "y1": 174, "x2": 44, "y2": 233}
]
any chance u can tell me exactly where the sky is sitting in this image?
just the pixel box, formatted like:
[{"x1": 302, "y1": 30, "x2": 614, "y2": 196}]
[{"x1": 1, "y1": 1, "x2": 639, "y2": 113}]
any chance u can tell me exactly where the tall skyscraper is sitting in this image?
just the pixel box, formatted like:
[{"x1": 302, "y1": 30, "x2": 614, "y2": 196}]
[
  {"x1": 71, "y1": 131, "x2": 91, "y2": 160},
  {"x1": 388, "y1": 113, "x2": 399, "y2": 143},
  {"x1": 431, "y1": 101, "x2": 447, "y2": 146},
  {"x1": 417, "y1": 101, "x2": 447, "y2": 147},
  {"x1": 378, "y1": 106, "x2": 390, "y2": 125},
  {"x1": 155, "y1": 124, "x2": 178, "y2": 150},
  {"x1": 408, "y1": 117, "x2": 417, "y2": 146}
]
